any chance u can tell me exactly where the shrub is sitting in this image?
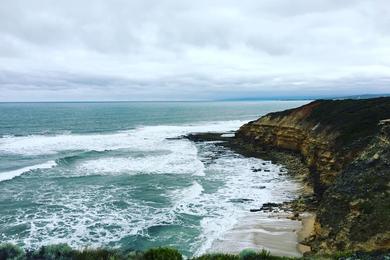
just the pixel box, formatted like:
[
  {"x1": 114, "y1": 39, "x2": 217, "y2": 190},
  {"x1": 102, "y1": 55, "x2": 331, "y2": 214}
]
[
  {"x1": 239, "y1": 249, "x2": 258, "y2": 259},
  {"x1": 192, "y1": 253, "x2": 239, "y2": 260},
  {"x1": 192, "y1": 249, "x2": 289, "y2": 260},
  {"x1": 72, "y1": 248, "x2": 126, "y2": 260},
  {"x1": 0, "y1": 243, "x2": 25, "y2": 260},
  {"x1": 142, "y1": 247, "x2": 182, "y2": 260},
  {"x1": 30, "y1": 244, "x2": 73, "y2": 260},
  {"x1": 240, "y1": 249, "x2": 293, "y2": 260}
]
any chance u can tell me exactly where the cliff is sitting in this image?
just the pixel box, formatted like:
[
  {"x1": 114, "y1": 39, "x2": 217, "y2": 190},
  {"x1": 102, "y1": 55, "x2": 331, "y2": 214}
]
[{"x1": 235, "y1": 97, "x2": 390, "y2": 253}]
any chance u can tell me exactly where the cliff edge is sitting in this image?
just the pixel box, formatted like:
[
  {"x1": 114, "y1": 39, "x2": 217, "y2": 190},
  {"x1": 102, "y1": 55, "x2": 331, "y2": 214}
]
[{"x1": 235, "y1": 97, "x2": 390, "y2": 253}]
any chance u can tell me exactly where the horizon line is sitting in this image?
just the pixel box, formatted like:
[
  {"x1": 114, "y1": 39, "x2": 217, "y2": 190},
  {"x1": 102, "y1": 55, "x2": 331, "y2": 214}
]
[
  {"x1": 0, "y1": 99, "x2": 313, "y2": 103},
  {"x1": 1, "y1": 93, "x2": 389, "y2": 103}
]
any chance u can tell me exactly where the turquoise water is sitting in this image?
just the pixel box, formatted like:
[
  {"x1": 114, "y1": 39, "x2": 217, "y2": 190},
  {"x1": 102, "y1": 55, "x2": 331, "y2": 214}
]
[{"x1": 0, "y1": 101, "x2": 307, "y2": 257}]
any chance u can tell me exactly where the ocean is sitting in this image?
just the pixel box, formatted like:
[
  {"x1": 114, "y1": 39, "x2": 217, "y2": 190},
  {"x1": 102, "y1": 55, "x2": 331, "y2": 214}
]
[{"x1": 0, "y1": 101, "x2": 308, "y2": 257}]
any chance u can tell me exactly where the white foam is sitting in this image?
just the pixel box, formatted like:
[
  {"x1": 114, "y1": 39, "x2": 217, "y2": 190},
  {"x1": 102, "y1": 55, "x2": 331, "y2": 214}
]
[
  {"x1": 8, "y1": 184, "x2": 175, "y2": 250},
  {"x1": 185, "y1": 144, "x2": 300, "y2": 256},
  {"x1": 73, "y1": 136, "x2": 205, "y2": 176},
  {"x1": 170, "y1": 181, "x2": 205, "y2": 215},
  {"x1": 0, "y1": 119, "x2": 301, "y2": 256},
  {"x1": 77, "y1": 152, "x2": 205, "y2": 176},
  {"x1": 220, "y1": 133, "x2": 235, "y2": 137},
  {"x1": 0, "y1": 161, "x2": 57, "y2": 182},
  {"x1": 0, "y1": 120, "x2": 245, "y2": 156}
]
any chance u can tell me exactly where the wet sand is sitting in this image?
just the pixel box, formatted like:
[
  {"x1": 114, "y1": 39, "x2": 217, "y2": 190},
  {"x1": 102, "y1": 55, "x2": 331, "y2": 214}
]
[{"x1": 208, "y1": 212, "x2": 315, "y2": 257}]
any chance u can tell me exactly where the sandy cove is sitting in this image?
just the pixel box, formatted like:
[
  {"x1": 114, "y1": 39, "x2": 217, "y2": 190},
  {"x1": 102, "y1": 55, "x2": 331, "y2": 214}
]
[{"x1": 207, "y1": 211, "x2": 315, "y2": 257}]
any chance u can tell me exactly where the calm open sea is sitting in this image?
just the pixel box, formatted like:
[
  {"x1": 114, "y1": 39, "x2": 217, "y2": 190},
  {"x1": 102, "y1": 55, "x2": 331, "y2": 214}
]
[{"x1": 0, "y1": 101, "x2": 307, "y2": 257}]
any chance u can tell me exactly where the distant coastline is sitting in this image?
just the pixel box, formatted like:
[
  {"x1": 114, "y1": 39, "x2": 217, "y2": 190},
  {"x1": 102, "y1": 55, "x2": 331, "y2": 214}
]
[
  {"x1": 219, "y1": 93, "x2": 390, "y2": 101},
  {"x1": 1, "y1": 93, "x2": 389, "y2": 103}
]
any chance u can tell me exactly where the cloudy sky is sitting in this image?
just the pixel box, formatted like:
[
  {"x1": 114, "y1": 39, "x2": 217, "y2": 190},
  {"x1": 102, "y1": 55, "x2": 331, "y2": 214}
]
[{"x1": 0, "y1": 0, "x2": 389, "y2": 101}]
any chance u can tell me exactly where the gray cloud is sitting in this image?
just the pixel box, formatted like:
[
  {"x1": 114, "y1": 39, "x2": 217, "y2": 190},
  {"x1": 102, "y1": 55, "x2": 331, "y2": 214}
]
[{"x1": 0, "y1": 0, "x2": 389, "y2": 101}]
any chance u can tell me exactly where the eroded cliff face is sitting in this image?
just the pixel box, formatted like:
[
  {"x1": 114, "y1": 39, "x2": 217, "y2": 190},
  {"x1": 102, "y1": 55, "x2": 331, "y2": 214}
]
[
  {"x1": 237, "y1": 102, "x2": 347, "y2": 196},
  {"x1": 235, "y1": 98, "x2": 390, "y2": 253},
  {"x1": 312, "y1": 120, "x2": 390, "y2": 252}
]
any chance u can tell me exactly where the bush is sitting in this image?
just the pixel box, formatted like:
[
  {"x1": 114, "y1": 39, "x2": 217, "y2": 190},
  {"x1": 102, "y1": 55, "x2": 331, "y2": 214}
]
[
  {"x1": 1, "y1": 243, "x2": 388, "y2": 260},
  {"x1": 239, "y1": 249, "x2": 258, "y2": 259},
  {"x1": 240, "y1": 249, "x2": 289, "y2": 260},
  {"x1": 30, "y1": 244, "x2": 73, "y2": 260},
  {"x1": 192, "y1": 253, "x2": 239, "y2": 260},
  {"x1": 192, "y1": 249, "x2": 291, "y2": 260},
  {"x1": 72, "y1": 248, "x2": 126, "y2": 260},
  {"x1": 142, "y1": 247, "x2": 182, "y2": 260},
  {"x1": 0, "y1": 243, "x2": 25, "y2": 260}
]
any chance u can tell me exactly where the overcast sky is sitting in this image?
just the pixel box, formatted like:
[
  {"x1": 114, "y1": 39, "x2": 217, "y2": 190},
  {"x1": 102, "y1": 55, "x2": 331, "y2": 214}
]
[{"x1": 0, "y1": 0, "x2": 389, "y2": 101}]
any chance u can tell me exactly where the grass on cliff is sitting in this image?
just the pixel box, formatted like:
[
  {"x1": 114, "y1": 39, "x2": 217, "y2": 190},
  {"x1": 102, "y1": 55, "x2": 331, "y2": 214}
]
[{"x1": 1, "y1": 243, "x2": 389, "y2": 260}]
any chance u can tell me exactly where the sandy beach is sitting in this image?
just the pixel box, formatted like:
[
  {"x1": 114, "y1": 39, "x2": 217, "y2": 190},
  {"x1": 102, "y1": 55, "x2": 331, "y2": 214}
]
[{"x1": 208, "y1": 211, "x2": 315, "y2": 257}]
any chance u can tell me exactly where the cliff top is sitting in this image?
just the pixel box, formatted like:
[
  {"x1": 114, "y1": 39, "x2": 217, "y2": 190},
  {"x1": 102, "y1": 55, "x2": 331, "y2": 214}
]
[{"x1": 262, "y1": 97, "x2": 390, "y2": 149}]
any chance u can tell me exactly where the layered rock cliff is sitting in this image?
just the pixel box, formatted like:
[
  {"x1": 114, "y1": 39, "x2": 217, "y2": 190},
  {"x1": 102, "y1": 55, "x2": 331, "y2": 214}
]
[{"x1": 235, "y1": 97, "x2": 390, "y2": 253}]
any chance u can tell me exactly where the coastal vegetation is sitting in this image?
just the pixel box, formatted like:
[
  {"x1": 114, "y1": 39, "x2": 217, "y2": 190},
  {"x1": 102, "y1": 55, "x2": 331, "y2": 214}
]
[{"x1": 0, "y1": 243, "x2": 389, "y2": 260}]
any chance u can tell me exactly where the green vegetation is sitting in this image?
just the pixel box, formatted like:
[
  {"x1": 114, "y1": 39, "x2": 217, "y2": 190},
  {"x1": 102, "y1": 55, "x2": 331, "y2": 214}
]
[
  {"x1": 0, "y1": 243, "x2": 25, "y2": 260},
  {"x1": 71, "y1": 248, "x2": 132, "y2": 260},
  {"x1": 0, "y1": 243, "x2": 389, "y2": 260},
  {"x1": 142, "y1": 247, "x2": 182, "y2": 260},
  {"x1": 192, "y1": 249, "x2": 291, "y2": 260},
  {"x1": 29, "y1": 244, "x2": 73, "y2": 259},
  {"x1": 193, "y1": 253, "x2": 240, "y2": 260}
]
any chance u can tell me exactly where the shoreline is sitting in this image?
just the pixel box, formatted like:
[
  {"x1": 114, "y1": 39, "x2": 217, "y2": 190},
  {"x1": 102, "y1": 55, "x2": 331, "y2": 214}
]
[
  {"x1": 207, "y1": 212, "x2": 302, "y2": 257},
  {"x1": 185, "y1": 132, "x2": 317, "y2": 257},
  {"x1": 207, "y1": 211, "x2": 316, "y2": 257}
]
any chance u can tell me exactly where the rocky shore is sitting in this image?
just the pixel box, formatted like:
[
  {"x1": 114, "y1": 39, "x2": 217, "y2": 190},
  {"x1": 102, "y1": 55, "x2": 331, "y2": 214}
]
[{"x1": 186, "y1": 97, "x2": 390, "y2": 255}]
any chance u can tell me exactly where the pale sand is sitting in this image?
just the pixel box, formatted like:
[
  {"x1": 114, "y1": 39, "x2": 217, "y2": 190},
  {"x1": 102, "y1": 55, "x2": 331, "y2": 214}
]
[
  {"x1": 297, "y1": 213, "x2": 316, "y2": 254},
  {"x1": 208, "y1": 212, "x2": 304, "y2": 257}
]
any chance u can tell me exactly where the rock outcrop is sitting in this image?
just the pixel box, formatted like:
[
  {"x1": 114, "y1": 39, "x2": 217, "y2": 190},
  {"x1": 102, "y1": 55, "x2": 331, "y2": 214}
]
[{"x1": 235, "y1": 97, "x2": 390, "y2": 253}]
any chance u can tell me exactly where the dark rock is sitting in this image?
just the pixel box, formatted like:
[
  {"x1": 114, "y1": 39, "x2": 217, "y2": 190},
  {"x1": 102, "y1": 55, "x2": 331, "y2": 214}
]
[
  {"x1": 166, "y1": 137, "x2": 183, "y2": 140},
  {"x1": 260, "y1": 202, "x2": 282, "y2": 211},
  {"x1": 184, "y1": 133, "x2": 231, "y2": 142},
  {"x1": 229, "y1": 198, "x2": 254, "y2": 203}
]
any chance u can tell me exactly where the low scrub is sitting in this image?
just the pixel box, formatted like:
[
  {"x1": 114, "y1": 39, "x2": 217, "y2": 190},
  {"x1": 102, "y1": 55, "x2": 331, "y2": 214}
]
[
  {"x1": 142, "y1": 247, "x2": 182, "y2": 260},
  {"x1": 0, "y1": 243, "x2": 25, "y2": 260},
  {"x1": 0, "y1": 243, "x2": 388, "y2": 260}
]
